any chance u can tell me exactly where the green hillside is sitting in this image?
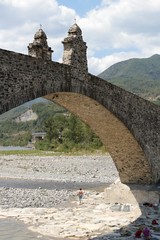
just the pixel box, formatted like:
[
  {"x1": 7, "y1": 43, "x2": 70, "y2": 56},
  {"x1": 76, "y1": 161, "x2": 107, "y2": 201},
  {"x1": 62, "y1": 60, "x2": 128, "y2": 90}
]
[
  {"x1": 0, "y1": 99, "x2": 104, "y2": 152},
  {"x1": 98, "y1": 54, "x2": 160, "y2": 105},
  {"x1": 0, "y1": 98, "x2": 50, "y2": 122},
  {"x1": 0, "y1": 99, "x2": 67, "y2": 146}
]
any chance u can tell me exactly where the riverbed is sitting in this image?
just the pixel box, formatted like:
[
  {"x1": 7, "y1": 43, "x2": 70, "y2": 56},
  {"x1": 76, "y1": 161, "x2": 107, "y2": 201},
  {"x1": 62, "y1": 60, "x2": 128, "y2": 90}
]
[
  {"x1": 0, "y1": 154, "x2": 159, "y2": 240},
  {"x1": 0, "y1": 154, "x2": 120, "y2": 239}
]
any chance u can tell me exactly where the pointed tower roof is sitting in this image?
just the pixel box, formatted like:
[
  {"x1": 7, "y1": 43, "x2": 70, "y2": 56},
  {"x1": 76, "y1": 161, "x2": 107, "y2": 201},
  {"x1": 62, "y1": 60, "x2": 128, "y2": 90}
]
[
  {"x1": 68, "y1": 23, "x2": 82, "y2": 36},
  {"x1": 28, "y1": 27, "x2": 53, "y2": 61},
  {"x1": 34, "y1": 28, "x2": 47, "y2": 40},
  {"x1": 33, "y1": 27, "x2": 48, "y2": 48}
]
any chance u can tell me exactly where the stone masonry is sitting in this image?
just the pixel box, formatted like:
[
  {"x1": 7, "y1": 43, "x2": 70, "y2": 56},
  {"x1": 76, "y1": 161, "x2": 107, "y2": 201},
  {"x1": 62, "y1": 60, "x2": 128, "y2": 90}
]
[
  {"x1": 62, "y1": 23, "x2": 88, "y2": 81},
  {"x1": 28, "y1": 27, "x2": 53, "y2": 60},
  {"x1": 0, "y1": 23, "x2": 160, "y2": 184}
]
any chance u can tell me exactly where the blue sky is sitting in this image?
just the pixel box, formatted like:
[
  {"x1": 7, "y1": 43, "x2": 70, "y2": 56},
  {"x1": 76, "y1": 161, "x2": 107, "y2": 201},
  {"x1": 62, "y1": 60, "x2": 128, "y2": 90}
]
[
  {"x1": 57, "y1": 0, "x2": 100, "y2": 17},
  {"x1": 0, "y1": 0, "x2": 160, "y2": 75}
]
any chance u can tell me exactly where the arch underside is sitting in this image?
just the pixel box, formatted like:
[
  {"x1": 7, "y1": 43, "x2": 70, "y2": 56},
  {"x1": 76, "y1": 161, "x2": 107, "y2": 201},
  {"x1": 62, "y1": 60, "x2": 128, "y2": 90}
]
[{"x1": 44, "y1": 92, "x2": 152, "y2": 184}]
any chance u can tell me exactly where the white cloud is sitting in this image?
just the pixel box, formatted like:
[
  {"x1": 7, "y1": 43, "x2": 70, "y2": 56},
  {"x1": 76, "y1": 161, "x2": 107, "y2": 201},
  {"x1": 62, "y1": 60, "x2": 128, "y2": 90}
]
[
  {"x1": 78, "y1": 0, "x2": 160, "y2": 73},
  {"x1": 0, "y1": 0, "x2": 160, "y2": 75},
  {"x1": 88, "y1": 51, "x2": 143, "y2": 75},
  {"x1": 0, "y1": 0, "x2": 77, "y2": 57}
]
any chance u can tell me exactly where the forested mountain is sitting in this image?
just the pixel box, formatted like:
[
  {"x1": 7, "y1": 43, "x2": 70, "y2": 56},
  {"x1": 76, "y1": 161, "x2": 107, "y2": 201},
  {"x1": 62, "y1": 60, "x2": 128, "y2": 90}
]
[
  {"x1": 0, "y1": 99, "x2": 103, "y2": 152},
  {"x1": 0, "y1": 99, "x2": 67, "y2": 147},
  {"x1": 98, "y1": 54, "x2": 160, "y2": 105},
  {"x1": 0, "y1": 98, "x2": 61, "y2": 122}
]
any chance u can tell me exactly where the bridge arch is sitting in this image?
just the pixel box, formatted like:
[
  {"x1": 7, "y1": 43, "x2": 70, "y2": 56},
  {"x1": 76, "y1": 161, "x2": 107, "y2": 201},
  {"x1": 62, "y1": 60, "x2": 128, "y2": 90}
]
[{"x1": 45, "y1": 92, "x2": 152, "y2": 184}]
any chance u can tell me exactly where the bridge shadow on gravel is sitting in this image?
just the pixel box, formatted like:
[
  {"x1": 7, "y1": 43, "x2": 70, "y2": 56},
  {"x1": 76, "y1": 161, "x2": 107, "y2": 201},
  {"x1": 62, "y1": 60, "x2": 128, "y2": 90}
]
[
  {"x1": 90, "y1": 210, "x2": 159, "y2": 240},
  {"x1": 90, "y1": 184, "x2": 160, "y2": 240}
]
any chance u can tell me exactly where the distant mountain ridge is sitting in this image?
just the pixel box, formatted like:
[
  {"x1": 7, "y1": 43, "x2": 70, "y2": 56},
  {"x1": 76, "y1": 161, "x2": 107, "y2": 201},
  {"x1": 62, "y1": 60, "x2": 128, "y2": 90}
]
[{"x1": 98, "y1": 54, "x2": 160, "y2": 105}]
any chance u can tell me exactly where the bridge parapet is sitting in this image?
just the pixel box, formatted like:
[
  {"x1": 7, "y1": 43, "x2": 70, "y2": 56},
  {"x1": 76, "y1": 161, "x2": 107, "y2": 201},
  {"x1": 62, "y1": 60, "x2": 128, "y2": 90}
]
[
  {"x1": 87, "y1": 74, "x2": 160, "y2": 183},
  {"x1": 0, "y1": 48, "x2": 71, "y2": 114}
]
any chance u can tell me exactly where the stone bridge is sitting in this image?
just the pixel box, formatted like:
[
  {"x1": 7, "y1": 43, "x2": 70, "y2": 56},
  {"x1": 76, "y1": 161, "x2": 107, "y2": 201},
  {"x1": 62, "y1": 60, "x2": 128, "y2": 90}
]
[{"x1": 0, "y1": 24, "x2": 159, "y2": 184}]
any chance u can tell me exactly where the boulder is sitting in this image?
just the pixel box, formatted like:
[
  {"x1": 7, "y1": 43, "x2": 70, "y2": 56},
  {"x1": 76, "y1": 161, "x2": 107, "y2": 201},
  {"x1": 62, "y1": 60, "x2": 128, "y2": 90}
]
[{"x1": 104, "y1": 181, "x2": 159, "y2": 205}]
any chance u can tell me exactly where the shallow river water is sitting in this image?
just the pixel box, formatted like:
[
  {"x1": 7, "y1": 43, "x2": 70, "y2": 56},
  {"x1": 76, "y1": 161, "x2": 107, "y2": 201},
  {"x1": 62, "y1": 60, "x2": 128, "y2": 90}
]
[
  {"x1": 0, "y1": 177, "x2": 108, "y2": 190},
  {"x1": 0, "y1": 218, "x2": 54, "y2": 240}
]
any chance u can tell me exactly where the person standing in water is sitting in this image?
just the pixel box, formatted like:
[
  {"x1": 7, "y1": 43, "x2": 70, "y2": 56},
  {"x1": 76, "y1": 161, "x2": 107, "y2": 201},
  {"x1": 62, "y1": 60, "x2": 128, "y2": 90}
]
[{"x1": 77, "y1": 188, "x2": 84, "y2": 204}]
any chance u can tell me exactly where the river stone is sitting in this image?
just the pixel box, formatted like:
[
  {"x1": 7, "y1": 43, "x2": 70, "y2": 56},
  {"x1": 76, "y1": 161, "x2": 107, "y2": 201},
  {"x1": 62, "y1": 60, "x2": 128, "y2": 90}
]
[
  {"x1": 110, "y1": 204, "x2": 122, "y2": 211},
  {"x1": 104, "y1": 181, "x2": 138, "y2": 205},
  {"x1": 104, "y1": 180, "x2": 159, "y2": 205},
  {"x1": 121, "y1": 204, "x2": 131, "y2": 212}
]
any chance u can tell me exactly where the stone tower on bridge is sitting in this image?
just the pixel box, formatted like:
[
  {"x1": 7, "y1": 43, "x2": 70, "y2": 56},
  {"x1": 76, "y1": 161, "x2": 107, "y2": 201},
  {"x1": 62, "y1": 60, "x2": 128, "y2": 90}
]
[
  {"x1": 28, "y1": 23, "x2": 88, "y2": 80},
  {"x1": 62, "y1": 23, "x2": 88, "y2": 80},
  {"x1": 28, "y1": 27, "x2": 53, "y2": 61}
]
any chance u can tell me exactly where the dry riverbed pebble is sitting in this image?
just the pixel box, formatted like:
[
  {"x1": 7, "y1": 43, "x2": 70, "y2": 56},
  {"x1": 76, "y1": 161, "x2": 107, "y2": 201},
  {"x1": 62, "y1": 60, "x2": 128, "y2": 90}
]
[
  {"x1": 0, "y1": 154, "x2": 118, "y2": 209},
  {"x1": 0, "y1": 154, "x2": 119, "y2": 183}
]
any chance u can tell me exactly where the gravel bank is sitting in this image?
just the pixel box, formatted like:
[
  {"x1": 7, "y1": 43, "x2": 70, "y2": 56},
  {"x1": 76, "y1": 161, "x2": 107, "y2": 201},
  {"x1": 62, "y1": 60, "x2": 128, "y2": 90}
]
[
  {"x1": 0, "y1": 154, "x2": 119, "y2": 208},
  {"x1": 0, "y1": 154, "x2": 118, "y2": 182}
]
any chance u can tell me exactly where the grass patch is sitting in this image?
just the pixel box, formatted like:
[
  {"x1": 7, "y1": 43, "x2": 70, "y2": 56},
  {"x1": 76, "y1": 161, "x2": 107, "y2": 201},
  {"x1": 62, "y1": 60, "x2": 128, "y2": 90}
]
[
  {"x1": 0, "y1": 149, "x2": 57, "y2": 156},
  {"x1": 0, "y1": 147, "x2": 107, "y2": 156}
]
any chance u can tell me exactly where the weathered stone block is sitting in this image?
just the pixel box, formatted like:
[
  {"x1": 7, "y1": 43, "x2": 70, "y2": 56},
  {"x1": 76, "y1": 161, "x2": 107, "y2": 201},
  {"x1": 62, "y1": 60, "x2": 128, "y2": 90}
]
[
  {"x1": 104, "y1": 181, "x2": 138, "y2": 205},
  {"x1": 104, "y1": 181, "x2": 159, "y2": 205}
]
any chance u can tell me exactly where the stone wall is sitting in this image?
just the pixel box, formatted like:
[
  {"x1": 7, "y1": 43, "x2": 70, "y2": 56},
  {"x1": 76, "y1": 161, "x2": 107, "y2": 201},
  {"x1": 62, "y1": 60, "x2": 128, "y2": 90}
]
[
  {"x1": 62, "y1": 23, "x2": 88, "y2": 81},
  {"x1": 86, "y1": 74, "x2": 160, "y2": 183},
  {"x1": 0, "y1": 48, "x2": 160, "y2": 184},
  {"x1": 0, "y1": 48, "x2": 71, "y2": 114}
]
